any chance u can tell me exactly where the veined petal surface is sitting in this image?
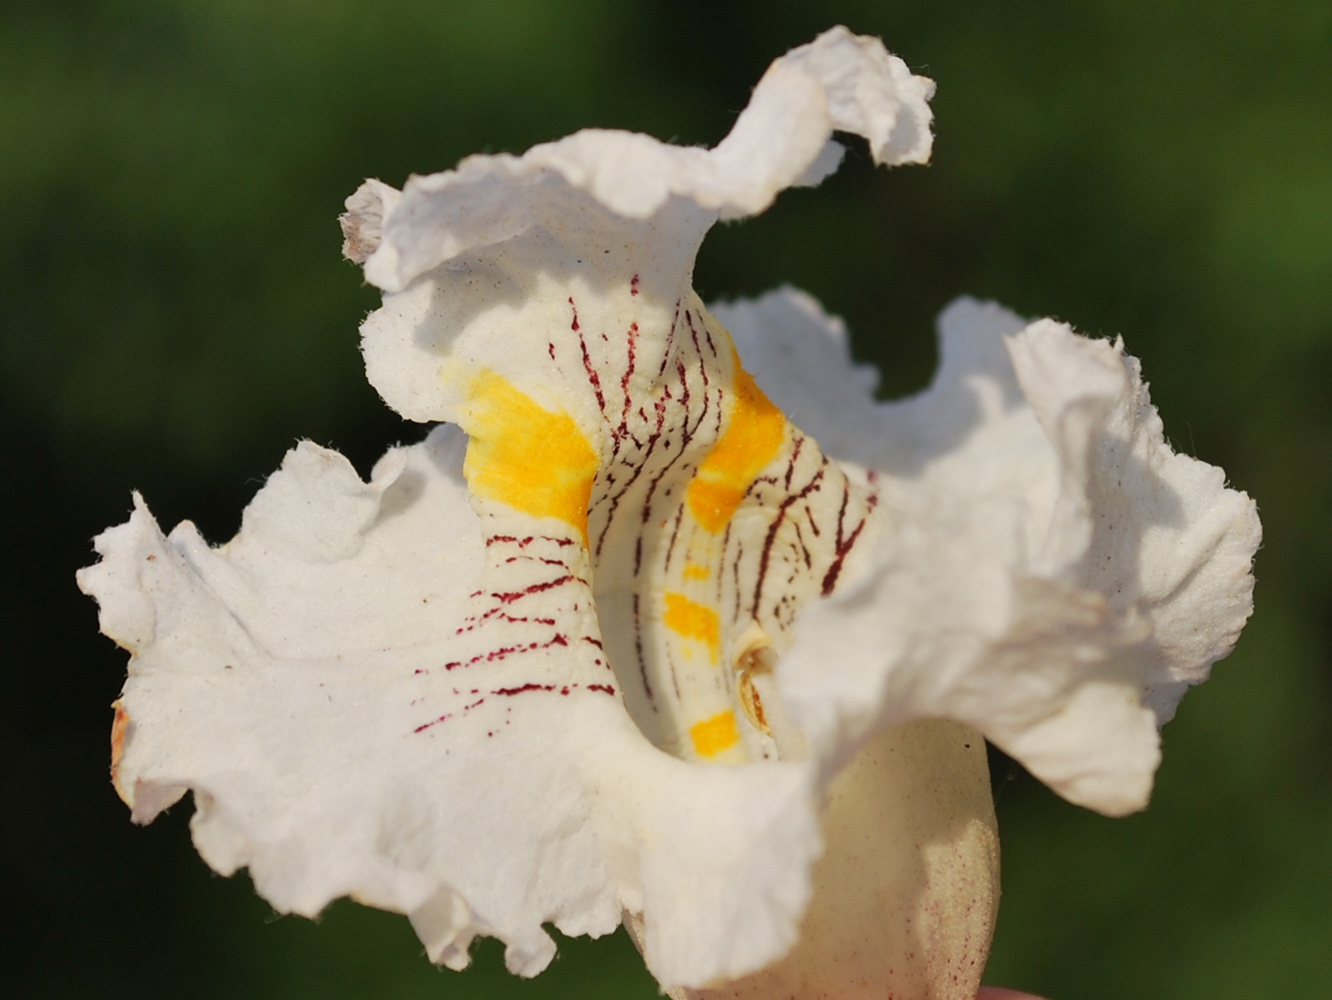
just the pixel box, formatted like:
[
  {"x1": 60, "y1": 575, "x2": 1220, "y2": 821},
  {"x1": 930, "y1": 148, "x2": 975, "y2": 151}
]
[
  {"x1": 722, "y1": 289, "x2": 1259, "y2": 815},
  {"x1": 82, "y1": 26, "x2": 953, "y2": 993},
  {"x1": 79, "y1": 428, "x2": 823, "y2": 987}
]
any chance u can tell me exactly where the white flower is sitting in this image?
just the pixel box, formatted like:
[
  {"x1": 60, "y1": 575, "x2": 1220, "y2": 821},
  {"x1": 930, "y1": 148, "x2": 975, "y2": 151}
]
[{"x1": 78, "y1": 26, "x2": 1259, "y2": 1000}]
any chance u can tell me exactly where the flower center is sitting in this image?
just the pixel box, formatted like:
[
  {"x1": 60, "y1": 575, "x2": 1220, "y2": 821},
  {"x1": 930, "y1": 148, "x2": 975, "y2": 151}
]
[{"x1": 454, "y1": 281, "x2": 880, "y2": 764}]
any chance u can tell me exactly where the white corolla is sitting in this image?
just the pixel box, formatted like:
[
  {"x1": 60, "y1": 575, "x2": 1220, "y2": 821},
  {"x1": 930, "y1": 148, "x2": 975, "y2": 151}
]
[{"x1": 79, "y1": 27, "x2": 1258, "y2": 1000}]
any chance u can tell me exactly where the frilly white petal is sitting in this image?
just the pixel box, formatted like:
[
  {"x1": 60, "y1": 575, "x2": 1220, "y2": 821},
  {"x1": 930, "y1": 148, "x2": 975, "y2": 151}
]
[
  {"x1": 727, "y1": 289, "x2": 1259, "y2": 815},
  {"x1": 711, "y1": 286, "x2": 885, "y2": 461},
  {"x1": 342, "y1": 26, "x2": 933, "y2": 296},
  {"x1": 77, "y1": 427, "x2": 823, "y2": 989}
]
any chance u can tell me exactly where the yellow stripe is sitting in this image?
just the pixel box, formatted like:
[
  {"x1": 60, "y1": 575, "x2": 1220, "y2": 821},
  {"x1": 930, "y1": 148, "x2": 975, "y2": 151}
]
[
  {"x1": 459, "y1": 371, "x2": 600, "y2": 543},
  {"x1": 690, "y1": 711, "x2": 740, "y2": 759},
  {"x1": 662, "y1": 592, "x2": 721, "y2": 661},
  {"x1": 687, "y1": 354, "x2": 787, "y2": 533}
]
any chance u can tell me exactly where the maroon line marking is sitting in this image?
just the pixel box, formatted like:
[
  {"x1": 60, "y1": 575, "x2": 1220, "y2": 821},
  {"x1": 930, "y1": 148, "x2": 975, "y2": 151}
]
[
  {"x1": 630, "y1": 273, "x2": 640, "y2": 296},
  {"x1": 595, "y1": 418, "x2": 664, "y2": 558},
  {"x1": 685, "y1": 313, "x2": 711, "y2": 389},
  {"x1": 784, "y1": 435, "x2": 805, "y2": 490},
  {"x1": 639, "y1": 398, "x2": 694, "y2": 532},
  {"x1": 618, "y1": 323, "x2": 638, "y2": 426},
  {"x1": 833, "y1": 484, "x2": 849, "y2": 549},
  {"x1": 503, "y1": 555, "x2": 570, "y2": 568},
  {"x1": 568, "y1": 295, "x2": 606, "y2": 414},
  {"x1": 589, "y1": 321, "x2": 657, "y2": 557},
  {"x1": 821, "y1": 494, "x2": 871, "y2": 596},
  {"x1": 487, "y1": 535, "x2": 578, "y2": 548},
  {"x1": 579, "y1": 332, "x2": 606, "y2": 414},
  {"x1": 454, "y1": 608, "x2": 560, "y2": 636},
  {"x1": 792, "y1": 518, "x2": 813, "y2": 569},
  {"x1": 745, "y1": 473, "x2": 780, "y2": 501},
  {"x1": 804, "y1": 505, "x2": 822, "y2": 538},
  {"x1": 493, "y1": 682, "x2": 557, "y2": 696},
  {"x1": 656, "y1": 300, "x2": 681, "y2": 378},
  {"x1": 752, "y1": 464, "x2": 827, "y2": 617},
  {"x1": 735, "y1": 535, "x2": 745, "y2": 623},
  {"x1": 491, "y1": 575, "x2": 582, "y2": 604},
  {"x1": 675, "y1": 358, "x2": 692, "y2": 426},
  {"x1": 442, "y1": 633, "x2": 571, "y2": 671},
  {"x1": 729, "y1": 525, "x2": 743, "y2": 622},
  {"x1": 632, "y1": 592, "x2": 654, "y2": 702},
  {"x1": 661, "y1": 502, "x2": 686, "y2": 573}
]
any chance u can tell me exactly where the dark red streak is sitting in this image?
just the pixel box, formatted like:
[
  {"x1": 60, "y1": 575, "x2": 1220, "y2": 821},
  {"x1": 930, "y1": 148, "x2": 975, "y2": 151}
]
[
  {"x1": 752, "y1": 465, "x2": 826, "y2": 617},
  {"x1": 579, "y1": 329, "x2": 606, "y2": 413},
  {"x1": 414, "y1": 713, "x2": 452, "y2": 733},
  {"x1": 821, "y1": 514, "x2": 869, "y2": 597},
  {"x1": 493, "y1": 682, "x2": 557, "y2": 696},
  {"x1": 633, "y1": 592, "x2": 654, "y2": 702},
  {"x1": 487, "y1": 535, "x2": 577, "y2": 548},
  {"x1": 491, "y1": 574, "x2": 582, "y2": 604},
  {"x1": 442, "y1": 634, "x2": 570, "y2": 671}
]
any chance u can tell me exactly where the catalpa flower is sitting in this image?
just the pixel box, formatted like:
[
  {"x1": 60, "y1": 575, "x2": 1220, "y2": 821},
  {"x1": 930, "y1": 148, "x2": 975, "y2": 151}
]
[{"x1": 79, "y1": 26, "x2": 1259, "y2": 1000}]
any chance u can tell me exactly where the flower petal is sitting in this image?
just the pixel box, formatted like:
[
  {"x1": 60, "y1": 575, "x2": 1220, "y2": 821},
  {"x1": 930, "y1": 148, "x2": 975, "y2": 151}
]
[
  {"x1": 343, "y1": 26, "x2": 932, "y2": 297},
  {"x1": 343, "y1": 27, "x2": 932, "y2": 431},
  {"x1": 726, "y1": 289, "x2": 1259, "y2": 815},
  {"x1": 78, "y1": 427, "x2": 828, "y2": 989},
  {"x1": 83, "y1": 31, "x2": 945, "y2": 988}
]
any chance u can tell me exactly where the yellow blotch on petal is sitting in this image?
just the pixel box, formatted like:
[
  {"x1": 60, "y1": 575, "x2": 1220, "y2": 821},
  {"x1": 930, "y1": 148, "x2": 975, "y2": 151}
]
[
  {"x1": 682, "y1": 562, "x2": 711, "y2": 580},
  {"x1": 690, "y1": 710, "x2": 741, "y2": 759},
  {"x1": 663, "y1": 592, "x2": 721, "y2": 661},
  {"x1": 687, "y1": 356, "x2": 788, "y2": 533},
  {"x1": 460, "y1": 371, "x2": 600, "y2": 543}
]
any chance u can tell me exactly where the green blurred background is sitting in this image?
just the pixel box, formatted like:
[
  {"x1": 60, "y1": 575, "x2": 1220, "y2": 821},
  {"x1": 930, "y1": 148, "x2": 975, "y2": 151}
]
[{"x1": 3, "y1": 1, "x2": 1329, "y2": 997}]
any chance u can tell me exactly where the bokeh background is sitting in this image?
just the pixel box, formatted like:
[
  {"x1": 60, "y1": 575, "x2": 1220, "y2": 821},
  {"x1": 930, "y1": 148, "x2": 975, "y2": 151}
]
[{"x1": 3, "y1": 1, "x2": 1329, "y2": 997}]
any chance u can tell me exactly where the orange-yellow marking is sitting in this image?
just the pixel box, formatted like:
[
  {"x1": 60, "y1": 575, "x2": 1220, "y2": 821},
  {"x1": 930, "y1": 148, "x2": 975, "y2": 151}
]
[
  {"x1": 459, "y1": 371, "x2": 599, "y2": 543},
  {"x1": 110, "y1": 700, "x2": 131, "y2": 806},
  {"x1": 687, "y1": 354, "x2": 788, "y2": 533},
  {"x1": 682, "y1": 562, "x2": 711, "y2": 580},
  {"x1": 689, "y1": 710, "x2": 741, "y2": 759},
  {"x1": 662, "y1": 592, "x2": 721, "y2": 661}
]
